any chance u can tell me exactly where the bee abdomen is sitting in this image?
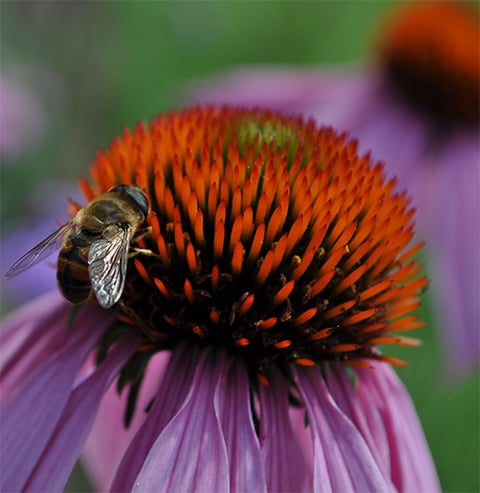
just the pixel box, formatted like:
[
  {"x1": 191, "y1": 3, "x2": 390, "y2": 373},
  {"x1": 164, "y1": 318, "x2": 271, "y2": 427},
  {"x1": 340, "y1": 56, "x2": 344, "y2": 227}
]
[{"x1": 57, "y1": 241, "x2": 92, "y2": 304}]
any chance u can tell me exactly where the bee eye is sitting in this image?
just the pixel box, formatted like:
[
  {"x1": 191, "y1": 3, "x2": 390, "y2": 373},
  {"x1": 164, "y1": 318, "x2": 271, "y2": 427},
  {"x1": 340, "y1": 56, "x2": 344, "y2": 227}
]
[
  {"x1": 108, "y1": 184, "x2": 129, "y2": 194},
  {"x1": 124, "y1": 187, "x2": 150, "y2": 218},
  {"x1": 132, "y1": 191, "x2": 150, "y2": 218},
  {"x1": 108, "y1": 185, "x2": 150, "y2": 218}
]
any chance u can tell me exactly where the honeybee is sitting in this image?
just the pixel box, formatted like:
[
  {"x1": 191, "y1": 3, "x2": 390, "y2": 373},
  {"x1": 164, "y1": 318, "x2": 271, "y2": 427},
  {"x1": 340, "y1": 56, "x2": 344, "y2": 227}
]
[{"x1": 5, "y1": 185, "x2": 150, "y2": 309}]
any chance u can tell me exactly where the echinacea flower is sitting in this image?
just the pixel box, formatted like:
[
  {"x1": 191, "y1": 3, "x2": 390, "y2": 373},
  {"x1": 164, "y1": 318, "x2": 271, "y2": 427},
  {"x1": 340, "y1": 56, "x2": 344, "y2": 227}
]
[
  {"x1": 187, "y1": 1, "x2": 480, "y2": 377},
  {"x1": 0, "y1": 106, "x2": 440, "y2": 492}
]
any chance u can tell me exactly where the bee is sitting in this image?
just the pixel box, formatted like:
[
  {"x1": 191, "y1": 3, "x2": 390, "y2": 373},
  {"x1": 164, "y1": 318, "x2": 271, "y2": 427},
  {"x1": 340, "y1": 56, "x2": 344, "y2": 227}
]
[{"x1": 5, "y1": 185, "x2": 150, "y2": 309}]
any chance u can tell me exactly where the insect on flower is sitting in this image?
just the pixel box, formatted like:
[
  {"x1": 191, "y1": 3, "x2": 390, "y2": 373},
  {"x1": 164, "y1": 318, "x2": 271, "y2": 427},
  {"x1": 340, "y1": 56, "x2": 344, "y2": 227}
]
[{"x1": 5, "y1": 184, "x2": 151, "y2": 309}]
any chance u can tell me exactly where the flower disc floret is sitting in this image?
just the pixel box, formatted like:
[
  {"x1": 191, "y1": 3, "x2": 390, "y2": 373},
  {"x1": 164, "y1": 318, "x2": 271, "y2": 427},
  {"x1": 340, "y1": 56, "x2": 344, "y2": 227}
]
[{"x1": 78, "y1": 106, "x2": 426, "y2": 383}]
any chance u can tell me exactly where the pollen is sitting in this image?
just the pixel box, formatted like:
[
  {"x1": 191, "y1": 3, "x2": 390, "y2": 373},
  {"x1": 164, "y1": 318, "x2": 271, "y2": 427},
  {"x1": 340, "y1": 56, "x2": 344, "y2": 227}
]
[
  {"x1": 84, "y1": 106, "x2": 428, "y2": 377},
  {"x1": 379, "y1": 1, "x2": 480, "y2": 123}
]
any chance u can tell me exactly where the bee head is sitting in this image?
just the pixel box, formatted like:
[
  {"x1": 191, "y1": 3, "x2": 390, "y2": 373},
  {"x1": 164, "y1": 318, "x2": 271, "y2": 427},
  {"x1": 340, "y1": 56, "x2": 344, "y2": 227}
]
[{"x1": 109, "y1": 185, "x2": 150, "y2": 219}]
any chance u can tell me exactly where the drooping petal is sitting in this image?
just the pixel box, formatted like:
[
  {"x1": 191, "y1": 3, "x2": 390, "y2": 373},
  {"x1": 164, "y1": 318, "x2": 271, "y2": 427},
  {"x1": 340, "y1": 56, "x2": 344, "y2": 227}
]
[
  {"x1": 259, "y1": 371, "x2": 312, "y2": 492},
  {"x1": 294, "y1": 366, "x2": 395, "y2": 493},
  {"x1": 0, "y1": 291, "x2": 67, "y2": 384},
  {"x1": 0, "y1": 304, "x2": 113, "y2": 492},
  {"x1": 288, "y1": 400, "x2": 315, "y2": 478},
  {"x1": 131, "y1": 347, "x2": 229, "y2": 493},
  {"x1": 215, "y1": 357, "x2": 267, "y2": 492},
  {"x1": 324, "y1": 364, "x2": 392, "y2": 481},
  {"x1": 354, "y1": 363, "x2": 441, "y2": 493},
  {"x1": 108, "y1": 345, "x2": 196, "y2": 492},
  {"x1": 24, "y1": 333, "x2": 140, "y2": 492},
  {"x1": 83, "y1": 352, "x2": 170, "y2": 493},
  {"x1": 0, "y1": 297, "x2": 84, "y2": 398}
]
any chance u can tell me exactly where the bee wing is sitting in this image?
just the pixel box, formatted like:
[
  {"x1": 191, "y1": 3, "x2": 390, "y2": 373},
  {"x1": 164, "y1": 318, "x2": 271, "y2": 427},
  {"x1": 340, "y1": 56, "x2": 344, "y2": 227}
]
[
  {"x1": 5, "y1": 223, "x2": 71, "y2": 279},
  {"x1": 88, "y1": 225, "x2": 133, "y2": 309}
]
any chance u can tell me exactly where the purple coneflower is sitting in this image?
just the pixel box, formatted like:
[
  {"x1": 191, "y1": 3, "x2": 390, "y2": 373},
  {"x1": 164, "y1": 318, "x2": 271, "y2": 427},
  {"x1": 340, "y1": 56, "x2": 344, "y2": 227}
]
[
  {"x1": 187, "y1": 1, "x2": 480, "y2": 377},
  {"x1": 1, "y1": 106, "x2": 440, "y2": 492}
]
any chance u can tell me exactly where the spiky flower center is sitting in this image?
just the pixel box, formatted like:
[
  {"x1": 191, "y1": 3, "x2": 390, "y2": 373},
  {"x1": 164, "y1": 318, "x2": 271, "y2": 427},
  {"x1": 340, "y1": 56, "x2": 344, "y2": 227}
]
[
  {"x1": 78, "y1": 106, "x2": 426, "y2": 390},
  {"x1": 380, "y1": 1, "x2": 480, "y2": 123}
]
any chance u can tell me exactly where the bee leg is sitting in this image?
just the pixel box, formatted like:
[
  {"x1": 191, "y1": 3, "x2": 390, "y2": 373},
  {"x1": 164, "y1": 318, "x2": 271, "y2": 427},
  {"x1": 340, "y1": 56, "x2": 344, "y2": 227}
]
[
  {"x1": 133, "y1": 226, "x2": 152, "y2": 241},
  {"x1": 130, "y1": 227, "x2": 161, "y2": 258},
  {"x1": 128, "y1": 247, "x2": 162, "y2": 259},
  {"x1": 118, "y1": 301, "x2": 164, "y2": 344}
]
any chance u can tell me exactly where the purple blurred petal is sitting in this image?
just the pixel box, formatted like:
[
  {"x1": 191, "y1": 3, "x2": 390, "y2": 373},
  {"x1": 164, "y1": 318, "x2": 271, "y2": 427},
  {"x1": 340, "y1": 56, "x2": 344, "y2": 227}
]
[
  {"x1": 25, "y1": 333, "x2": 140, "y2": 492},
  {"x1": 187, "y1": 65, "x2": 365, "y2": 113},
  {"x1": 0, "y1": 303, "x2": 113, "y2": 492},
  {"x1": 259, "y1": 371, "x2": 312, "y2": 492},
  {"x1": 0, "y1": 72, "x2": 45, "y2": 160},
  {"x1": 131, "y1": 347, "x2": 229, "y2": 493},
  {"x1": 413, "y1": 135, "x2": 480, "y2": 376},
  {"x1": 2, "y1": 181, "x2": 81, "y2": 303},
  {"x1": 294, "y1": 366, "x2": 394, "y2": 493},
  {"x1": 215, "y1": 357, "x2": 267, "y2": 492}
]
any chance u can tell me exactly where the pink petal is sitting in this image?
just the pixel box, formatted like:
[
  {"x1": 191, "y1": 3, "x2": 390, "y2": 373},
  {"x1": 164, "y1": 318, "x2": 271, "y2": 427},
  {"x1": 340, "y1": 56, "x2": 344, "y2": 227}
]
[
  {"x1": 108, "y1": 345, "x2": 196, "y2": 492},
  {"x1": 215, "y1": 357, "x2": 267, "y2": 492},
  {"x1": 324, "y1": 364, "x2": 392, "y2": 480},
  {"x1": 0, "y1": 305, "x2": 112, "y2": 492},
  {"x1": 259, "y1": 371, "x2": 312, "y2": 492},
  {"x1": 1, "y1": 292, "x2": 66, "y2": 370},
  {"x1": 131, "y1": 348, "x2": 229, "y2": 493},
  {"x1": 82, "y1": 351, "x2": 170, "y2": 493},
  {"x1": 1, "y1": 291, "x2": 63, "y2": 343},
  {"x1": 294, "y1": 366, "x2": 394, "y2": 493},
  {"x1": 25, "y1": 334, "x2": 140, "y2": 492},
  {"x1": 1, "y1": 294, "x2": 75, "y2": 396},
  {"x1": 355, "y1": 363, "x2": 441, "y2": 493},
  {"x1": 288, "y1": 400, "x2": 314, "y2": 477}
]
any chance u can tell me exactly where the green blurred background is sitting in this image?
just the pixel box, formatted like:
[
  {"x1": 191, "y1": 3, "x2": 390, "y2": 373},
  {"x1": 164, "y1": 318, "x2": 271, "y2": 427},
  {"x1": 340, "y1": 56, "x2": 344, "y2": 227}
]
[{"x1": 1, "y1": 2, "x2": 478, "y2": 492}]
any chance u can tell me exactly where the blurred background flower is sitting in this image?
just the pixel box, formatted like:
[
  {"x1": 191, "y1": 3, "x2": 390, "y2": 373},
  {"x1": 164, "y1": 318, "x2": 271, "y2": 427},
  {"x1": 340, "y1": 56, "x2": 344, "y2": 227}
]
[
  {"x1": 0, "y1": 1, "x2": 478, "y2": 492},
  {"x1": 0, "y1": 67, "x2": 46, "y2": 162},
  {"x1": 1, "y1": 180, "x2": 80, "y2": 306}
]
